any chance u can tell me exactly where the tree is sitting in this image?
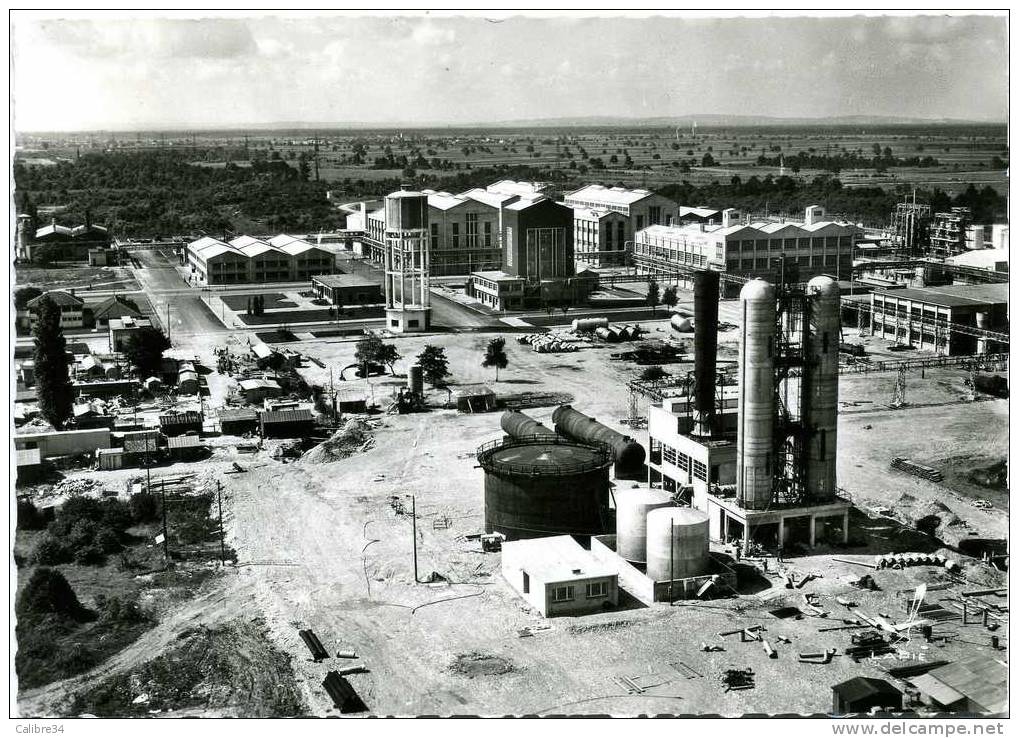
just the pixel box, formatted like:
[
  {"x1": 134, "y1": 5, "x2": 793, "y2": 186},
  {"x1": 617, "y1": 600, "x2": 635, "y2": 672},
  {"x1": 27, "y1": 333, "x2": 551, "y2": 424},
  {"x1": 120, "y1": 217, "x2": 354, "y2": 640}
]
[
  {"x1": 377, "y1": 343, "x2": 401, "y2": 375},
  {"x1": 639, "y1": 366, "x2": 669, "y2": 384},
  {"x1": 646, "y1": 280, "x2": 660, "y2": 315},
  {"x1": 246, "y1": 297, "x2": 253, "y2": 316},
  {"x1": 417, "y1": 345, "x2": 449, "y2": 387},
  {"x1": 33, "y1": 296, "x2": 73, "y2": 429},
  {"x1": 264, "y1": 351, "x2": 287, "y2": 377},
  {"x1": 355, "y1": 334, "x2": 384, "y2": 376},
  {"x1": 661, "y1": 285, "x2": 678, "y2": 311},
  {"x1": 482, "y1": 337, "x2": 509, "y2": 381},
  {"x1": 17, "y1": 568, "x2": 89, "y2": 621},
  {"x1": 122, "y1": 327, "x2": 171, "y2": 377},
  {"x1": 14, "y1": 286, "x2": 43, "y2": 311},
  {"x1": 32, "y1": 243, "x2": 62, "y2": 266},
  {"x1": 701, "y1": 152, "x2": 716, "y2": 167}
]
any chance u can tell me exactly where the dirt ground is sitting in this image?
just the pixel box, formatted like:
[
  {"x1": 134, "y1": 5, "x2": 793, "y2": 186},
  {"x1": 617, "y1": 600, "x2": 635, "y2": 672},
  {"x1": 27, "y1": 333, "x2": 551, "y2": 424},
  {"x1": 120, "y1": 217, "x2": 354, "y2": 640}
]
[{"x1": 16, "y1": 316, "x2": 1009, "y2": 717}]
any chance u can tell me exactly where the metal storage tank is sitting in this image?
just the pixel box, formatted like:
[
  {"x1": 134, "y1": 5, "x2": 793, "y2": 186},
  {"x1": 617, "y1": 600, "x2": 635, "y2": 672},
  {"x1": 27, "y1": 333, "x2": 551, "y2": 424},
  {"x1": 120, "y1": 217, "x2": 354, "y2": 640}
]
[
  {"x1": 407, "y1": 365, "x2": 424, "y2": 395},
  {"x1": 804, "y1": 276, "x2": 840, "y2": 501},
  {"x1": 552, "y1": 405, "x2": 646, "y2": 479},
  {"x1": 615, "y1": 486, "x2": 675, "y2": 563},
  {"x1": 736, "y1": 279, "x2": 776, "y2": 511},
  {"x1": 477, "y1": 436, "x2": 612, "y2": 540},
  {"x1": 384, "y1": 187, "x2": 428, "y2": 231},
  {"x1": 645, "y1": 507, "x2": 710, "y2": 581},
  {"x1": 692, "y1": 270, "x2": 720, "y2": 436},
  {"x1": 500, "y1": 410, "x2": 557, "y2": 440},
  {"x1": 572, "y1": 317, "x2": 609, "y2": 333}
]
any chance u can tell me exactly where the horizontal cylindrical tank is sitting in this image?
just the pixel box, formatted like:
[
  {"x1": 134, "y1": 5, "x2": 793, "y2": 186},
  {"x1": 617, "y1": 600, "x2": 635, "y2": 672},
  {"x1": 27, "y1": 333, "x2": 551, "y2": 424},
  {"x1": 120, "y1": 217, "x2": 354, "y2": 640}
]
[
  {"x1": 500, "y1": 410, "x2": 557, "y2": 440},
  {"x1": 615, "y1": 487, "x2": 675, "y2": 563},
  {"x1": 552, "y1": 405, "x2": 646, "y2": 479},
  {"x1": 645, "y1": 507, "x2": 710, "y2": 582},
  {"x1": 572, "y1": 317, "x2": 609, "y2": 333},
  {"x1": 736, "y1": 279, "x2": 776, "y2": 511},
  {"x1": 671, "y1": 315, "x2": 693, "y2": 332},
  {"x1": 407, "y1": 365, "x2": 424, "y2": 395},
  {"x1": 804, "y1": 276, "x2": 840, "y2": 502},
  {"x1": 477, "y1": 437, "x2": 612, "y2": 540}
]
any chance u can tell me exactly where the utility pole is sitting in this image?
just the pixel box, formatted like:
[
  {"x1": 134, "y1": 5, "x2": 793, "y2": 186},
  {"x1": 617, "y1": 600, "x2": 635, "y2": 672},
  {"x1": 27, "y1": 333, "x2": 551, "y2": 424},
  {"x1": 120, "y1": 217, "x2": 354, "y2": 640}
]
[
  {"x1": 411, "y1": 494, "x2": 419, "y2": 583},
  {"x1": 166, "y1": 303, "x2": 171, "y2": 342},
  {"x1": 669, "y1": 518, "x2": 674, "y2": 605},
  {"x1": 217, "y1": 480, "x2": 226, "y2": 565},
  {"x1": 160, "y1": 477, "x2": 169, "y2": 563}
]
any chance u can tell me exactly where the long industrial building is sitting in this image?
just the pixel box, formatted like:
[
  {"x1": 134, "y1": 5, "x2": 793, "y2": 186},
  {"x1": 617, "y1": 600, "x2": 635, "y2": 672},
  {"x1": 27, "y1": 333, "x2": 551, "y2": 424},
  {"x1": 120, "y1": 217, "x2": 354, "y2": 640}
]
[
  {"x1": 563, "y1": 184, "x2": 680, "y2": 267},
  {"x1": 632, "y1": 205, "x2": 859, "y2": 292},
  {"x1": 186, "y1": 234, "x2": 336, "y2": 285}
]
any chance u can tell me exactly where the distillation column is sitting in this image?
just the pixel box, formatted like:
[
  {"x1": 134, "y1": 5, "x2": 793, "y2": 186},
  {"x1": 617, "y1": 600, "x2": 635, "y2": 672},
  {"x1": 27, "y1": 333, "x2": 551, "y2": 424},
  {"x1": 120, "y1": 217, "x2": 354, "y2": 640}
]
[
  {"x1": 736, "y1": 279, "x2": 776, "y2": 511},
  {"x1": 804, "y1": 276, "x2": 840, "y2": 501}
]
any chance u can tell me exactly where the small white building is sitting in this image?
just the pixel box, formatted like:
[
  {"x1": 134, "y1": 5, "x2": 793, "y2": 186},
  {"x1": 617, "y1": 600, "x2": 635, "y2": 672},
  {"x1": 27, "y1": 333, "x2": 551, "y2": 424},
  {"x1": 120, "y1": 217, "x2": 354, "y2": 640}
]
[{"x1": 501, "y1": 535, "x2": 618, "y2": 617}]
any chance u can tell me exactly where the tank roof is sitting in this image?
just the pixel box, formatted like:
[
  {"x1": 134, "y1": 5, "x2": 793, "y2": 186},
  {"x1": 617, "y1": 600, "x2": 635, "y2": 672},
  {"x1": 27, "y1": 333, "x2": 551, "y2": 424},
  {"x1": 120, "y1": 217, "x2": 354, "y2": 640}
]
[
  {"x1": 807, "y1": 274, "x2": 840, "y2": 298},
  {"x1": 477, "y1": 436, "x2": 611, "y2": 475},
  {"x1": 647, "y1": 506, "x2": 710, "y2": 525},
  {"x1": 616, "y1": 487, "x2": 673, "y2": 505},
  {"x1": 739, "y1": 278, "x2": 775, "y2": 301}
]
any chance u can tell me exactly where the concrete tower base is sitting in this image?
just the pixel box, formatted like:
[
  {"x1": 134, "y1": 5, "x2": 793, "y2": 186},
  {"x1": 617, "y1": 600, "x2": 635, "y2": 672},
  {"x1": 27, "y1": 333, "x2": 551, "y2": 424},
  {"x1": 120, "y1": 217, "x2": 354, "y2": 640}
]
[{"x1": 386, "y1": 306, "x2": 430, "y2": 333}]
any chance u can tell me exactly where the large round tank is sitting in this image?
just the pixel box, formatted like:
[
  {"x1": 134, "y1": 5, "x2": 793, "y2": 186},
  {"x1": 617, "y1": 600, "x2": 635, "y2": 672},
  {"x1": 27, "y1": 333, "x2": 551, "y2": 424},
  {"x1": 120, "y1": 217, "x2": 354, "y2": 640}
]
[
  {"x1": 552, "y1": 405, "x2": 646, "y2": 479},
  {"x1": 500, "y1": 410, "x2": 557, "y2": 440},
  {"x1": 477, "y1": 437, "x2": 612, "y2": 540},
  {"x1": 572, "y1": 317, "x2": 609, "y2": 333},
  {"x1": 615, "y1": 487, "x2": 675, "y2": 563},
  {"x1": 407, "y1": 365, "x2": 424, "y2": 395},
  {"x1": 671, "y1": 315, "x2": 693, "y2": 332},
  {"x1": 804, "y1": 276, "x2": 840, "y2": 501},
  {"x1": 645, "y1": 507, "x2": 710, "y2": 581},
  {"x1": 736, "y1": 279, "x2": 776, "y2": 511},
  {"x1": 384, "y1": 187, "x2": 428, "y2": 231}
]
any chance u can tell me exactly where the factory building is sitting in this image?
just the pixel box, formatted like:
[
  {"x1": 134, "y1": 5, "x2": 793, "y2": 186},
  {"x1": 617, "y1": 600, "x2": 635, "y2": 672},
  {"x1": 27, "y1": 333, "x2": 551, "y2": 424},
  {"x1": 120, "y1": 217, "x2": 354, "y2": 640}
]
[
  {"x1": 572, "y1": 207, "x2": 629, "y2": 267},
  {"x1": 501, "y1": 535, "x2": 619, "y2": 617},
  {"x1": 632, "y1": 206, "x2": 858, "y2": 293},
  {"x1": 26, "y1": 290, "x2": 85, "y2": 329},
  {"x1": 311, "y1": 274, "x2": 384, "y2": 307},
  {"x1": 186, "y1": 234, "x2": 335, "y2": 285},
  {"x1": 468, "y1": 196, "x2": 586, "y2": 311},
  {"x1": 18, "y1": 215, "x2": 111, "y2": 262},
  {"x1": 868, "y1": 283, "x2": 1008, "y2": 356},
  {"x1": 646, "y1": 271, "x2": 850, "y2": 550},
  {"x1": 108, "y1": 316, "x2": 154, "y2": 352},
  {"x1": 563, "y1": 184, "x2": 679, "y2": 239}
]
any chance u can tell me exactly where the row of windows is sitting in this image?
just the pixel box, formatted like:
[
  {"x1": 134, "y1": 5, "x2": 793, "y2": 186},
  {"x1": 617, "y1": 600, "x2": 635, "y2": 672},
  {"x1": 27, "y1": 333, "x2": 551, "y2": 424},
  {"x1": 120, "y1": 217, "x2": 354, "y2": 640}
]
[
  {"x1": 727, "y1": 254, "x2": 843, "y2": 271},
  {"x1": 552, "y1": 581, "x2": 609, "y2": 602}
]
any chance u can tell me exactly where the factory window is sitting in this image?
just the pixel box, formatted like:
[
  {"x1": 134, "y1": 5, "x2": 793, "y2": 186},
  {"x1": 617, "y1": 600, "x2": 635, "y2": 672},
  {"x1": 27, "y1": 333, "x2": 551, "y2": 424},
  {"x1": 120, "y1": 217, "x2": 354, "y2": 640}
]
[
  {"x1": 819, "y1": 430, "x2": 827, "y2": 460},
  {"x1": 636, "y1": 215, "x2": 645, "y2": 231},
  {"x1": 505, "y1": 228, "x2": 513, "y2": 266},
  {"x1": 430, "y1": 223, "x2": 439, "y2": 244},
  {"x1": 676, "y1": 451, "x2": 692, "y2": 475},
  {"x1": 649, "y1": 206, "x2": 662, "y2": 225},
  {"x1": 618, "y1": 222, "x2": 625, "y2": 245},
  {"x1": 586, "y1": 581, "x2": 608, "y2": 599},
  {"x1": 522, "y1": 572, "x2": 530, "y2": 594},
  {"x1": 693, "y1": 460, "x2": 707, "y2": 481},
  {"x1": 484, "y1": 221, "x2": 492, "y2": 248},
  {"x1": 552, "y1": 585, "x2": 574, "y2": 602},
  {"x1": 663, "y1": 445, "x2": 677, "y2": 465},
  {"x1": 451, "y1": 223, "x2": 460, "y2": 248}
]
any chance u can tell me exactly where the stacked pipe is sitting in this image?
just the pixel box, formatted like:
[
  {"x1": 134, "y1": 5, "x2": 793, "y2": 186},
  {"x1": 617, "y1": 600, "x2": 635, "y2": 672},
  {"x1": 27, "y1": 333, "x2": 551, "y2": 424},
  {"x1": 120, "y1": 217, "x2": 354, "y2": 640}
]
[
  {"x1": 692, "y1": 270, "x2": 720, "y2": 437},
  {"x1": 552, "y1": 404, "x2": 646, "y2": 479},
  {"x1": 500, "y1": 410, "x2": 558, "y2": 440}
]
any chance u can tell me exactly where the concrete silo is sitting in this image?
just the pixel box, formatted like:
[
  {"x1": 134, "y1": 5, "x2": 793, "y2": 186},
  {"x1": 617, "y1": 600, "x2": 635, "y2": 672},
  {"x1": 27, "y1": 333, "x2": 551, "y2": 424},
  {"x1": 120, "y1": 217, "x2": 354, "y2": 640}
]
[
  {"x1": 736, "y1": 279, "x2": 776, "y2": 511},
  {"x1": 645, "y1": 507, "x2": 710, "y2": 581},
  {"x1": 804, "y1": 276, "x2": 840, "y2": 501},
  {"x1": 614, "y1": 486, "x2": 675, "y2": 564}
]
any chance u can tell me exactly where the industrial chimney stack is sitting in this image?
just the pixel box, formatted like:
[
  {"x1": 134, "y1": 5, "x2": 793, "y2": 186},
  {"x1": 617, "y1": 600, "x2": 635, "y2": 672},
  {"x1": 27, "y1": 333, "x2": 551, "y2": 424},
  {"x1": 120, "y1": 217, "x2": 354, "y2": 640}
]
[{"x1": 692, "y1": 270, "x2": 720, "y2": 437}]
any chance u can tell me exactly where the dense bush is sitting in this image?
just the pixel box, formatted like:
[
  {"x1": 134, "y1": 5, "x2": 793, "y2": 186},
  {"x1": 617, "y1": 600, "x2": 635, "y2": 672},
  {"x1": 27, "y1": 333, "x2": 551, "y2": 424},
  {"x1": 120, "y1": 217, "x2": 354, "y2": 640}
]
[
  {"x1": 129, "y1": 491, "x2": 160, "y2": 523},
  {"x1": 43, "y1": 496, "x2": 134, "y2": 567},
  {"x1": 17, "y1": 498, "x2": 46, "y2": 530},
  {"x1": 18, "y1": 568, "x2": 90, "y2": 620},
  {"x1": 31, "y1": 535, "x2": 71, "y2": 565}
]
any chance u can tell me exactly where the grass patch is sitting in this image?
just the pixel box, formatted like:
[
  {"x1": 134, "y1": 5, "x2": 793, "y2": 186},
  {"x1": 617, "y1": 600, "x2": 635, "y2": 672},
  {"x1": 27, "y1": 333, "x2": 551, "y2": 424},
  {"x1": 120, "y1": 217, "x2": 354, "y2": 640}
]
[
  {"x1": 68, "y1": 619, "x2": 306, "y2": 717},
  {"x1": 15, "y1": 266, "x2": 137, "y2": 291},
  {"x1": 219, "y1": 293, "x2": 289, "y2": 311}
]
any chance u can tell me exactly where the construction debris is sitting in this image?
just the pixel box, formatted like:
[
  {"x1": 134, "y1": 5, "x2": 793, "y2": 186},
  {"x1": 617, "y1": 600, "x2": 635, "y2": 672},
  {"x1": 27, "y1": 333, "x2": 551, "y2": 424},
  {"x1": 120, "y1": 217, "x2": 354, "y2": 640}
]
[
  {"x1": 720, "y1": 668, "x2": 755, "y2": 692},
  {"x1": 298, "y1": 629, "x2": 330, "y2": 662}
]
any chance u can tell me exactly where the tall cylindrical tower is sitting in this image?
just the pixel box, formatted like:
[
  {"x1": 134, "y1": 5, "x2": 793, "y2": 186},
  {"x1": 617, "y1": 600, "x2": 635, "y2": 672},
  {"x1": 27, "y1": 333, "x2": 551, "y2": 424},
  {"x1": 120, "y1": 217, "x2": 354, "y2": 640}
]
[
  {"x1": 736, "y1": 279, "x2": 776, "y2": 510},
  {"x1": 692, "y1": 270, "x2": 720, "y2": 436},
  {"x1": 383, "y1": 186, "x2": 431, "y2": 333},
  {"x1": 804, "y1": 276, "x2": 840, "y2": 501}
]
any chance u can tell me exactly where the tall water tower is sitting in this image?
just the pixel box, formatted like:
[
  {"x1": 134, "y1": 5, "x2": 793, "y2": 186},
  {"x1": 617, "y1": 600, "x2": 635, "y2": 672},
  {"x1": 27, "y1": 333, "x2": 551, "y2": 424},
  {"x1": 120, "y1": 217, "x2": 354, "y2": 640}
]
[{"x1": 383, "y1": 186, "x2": 431, "y2": 333}]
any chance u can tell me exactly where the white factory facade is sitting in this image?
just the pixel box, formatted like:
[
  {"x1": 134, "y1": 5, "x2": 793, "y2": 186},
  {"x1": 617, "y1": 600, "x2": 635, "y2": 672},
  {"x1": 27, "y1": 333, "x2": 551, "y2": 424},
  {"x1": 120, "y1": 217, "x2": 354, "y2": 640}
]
[
  {"x1": 185, "y1": 234, "x2": 335, "y2": 285},
  {"x1": 632, "y1": 205, "x2": 859, "y2": 293}
]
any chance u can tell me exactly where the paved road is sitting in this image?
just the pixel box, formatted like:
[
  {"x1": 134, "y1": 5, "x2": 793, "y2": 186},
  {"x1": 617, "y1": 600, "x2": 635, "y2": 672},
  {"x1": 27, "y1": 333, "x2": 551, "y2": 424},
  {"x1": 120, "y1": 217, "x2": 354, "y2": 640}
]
[{"x1": 132, "y1": 248, "x2": 231, "y2": 344}]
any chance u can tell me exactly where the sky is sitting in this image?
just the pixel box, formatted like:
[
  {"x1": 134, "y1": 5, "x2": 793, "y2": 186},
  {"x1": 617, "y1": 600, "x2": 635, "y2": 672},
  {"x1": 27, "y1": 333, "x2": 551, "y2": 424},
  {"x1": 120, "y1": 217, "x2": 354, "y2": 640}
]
[{"x1": 11, "y1": 12, "x2": 1009, "y2": 131}]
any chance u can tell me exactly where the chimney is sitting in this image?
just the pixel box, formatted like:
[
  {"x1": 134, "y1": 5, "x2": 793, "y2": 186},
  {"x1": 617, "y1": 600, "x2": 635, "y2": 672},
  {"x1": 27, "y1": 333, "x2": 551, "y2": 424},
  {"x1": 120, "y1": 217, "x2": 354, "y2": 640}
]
[
  {"x1": 722, "y1": 208, "x2": 740, "y2": 228},
  {"x1": 692, "y1": 270, "x2": 720, "y2": 436},
  {"x1": 85, "y1": 208, "x2": 92, "y2": 229},
  {"x1": 804, "y1": 205, "x2": 824, "y2": 226}
]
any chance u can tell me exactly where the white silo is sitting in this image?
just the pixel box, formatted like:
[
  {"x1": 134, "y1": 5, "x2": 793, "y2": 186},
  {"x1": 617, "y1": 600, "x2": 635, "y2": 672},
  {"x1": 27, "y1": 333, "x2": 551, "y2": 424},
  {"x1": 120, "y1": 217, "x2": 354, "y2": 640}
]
[
  {"x1": 615, "y1": 486, "x2": 675, "y2": 563},
  {"x1": 804, "y1": 276, "x2": 840, "y2": 501},
  {"x1": 736, "y1": 279, "x2": 776, "y2": 511},
  {"x1": 645, "y1": 507, "x2": 710, "y2": 581}
]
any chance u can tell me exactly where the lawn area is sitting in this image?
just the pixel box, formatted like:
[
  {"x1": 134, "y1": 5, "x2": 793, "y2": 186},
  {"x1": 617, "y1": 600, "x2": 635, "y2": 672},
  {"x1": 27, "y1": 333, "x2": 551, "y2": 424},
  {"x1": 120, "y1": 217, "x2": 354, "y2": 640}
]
[
  {"x1": 237, "y1": 305, "x2": 384, "y2": 325},
  {"x1": 219, "y1": 292, "x2": 295, "y2": 311},
  {"x1": 15, "y1": 265, "x2": 139, "y2": 291}
]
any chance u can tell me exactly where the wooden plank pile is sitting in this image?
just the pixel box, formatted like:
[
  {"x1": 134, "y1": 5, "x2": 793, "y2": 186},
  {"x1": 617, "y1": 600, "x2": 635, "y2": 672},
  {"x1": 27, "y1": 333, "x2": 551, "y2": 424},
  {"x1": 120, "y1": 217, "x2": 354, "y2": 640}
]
[{"x1": 890, "y1": 457, "x2": 943, "y2": 482}]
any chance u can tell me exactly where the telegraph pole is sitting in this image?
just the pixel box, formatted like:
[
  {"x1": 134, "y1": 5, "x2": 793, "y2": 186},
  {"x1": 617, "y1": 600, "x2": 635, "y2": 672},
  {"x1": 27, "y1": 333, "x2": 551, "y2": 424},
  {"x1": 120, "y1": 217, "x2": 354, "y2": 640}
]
[
  {"x1": 166, "y1": 303, "x2": 171, "y2": 342},
  {"x1": 217, "y1": 480, "x2": 226, "y2": 565},
  {"x1": 411, "y1": 495, "x2": 419, "y2": 583},
  {"x1": 160, "y1": 477, "x2": 169, "y2": 563}
]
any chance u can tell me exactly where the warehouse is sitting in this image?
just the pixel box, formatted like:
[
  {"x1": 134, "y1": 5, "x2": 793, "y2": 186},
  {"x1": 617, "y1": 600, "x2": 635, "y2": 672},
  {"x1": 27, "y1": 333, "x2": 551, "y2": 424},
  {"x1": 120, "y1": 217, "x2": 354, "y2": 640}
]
[
  {"x1": 90, "y1": 295, "x2": 143, "y2": 327},
  {"x1": 20, "y1": 216, "x2": 110, "y2": 262},
  {"x1": 159, "y1": 411, "x2": 203, "y2": 437},
  {"x1": 563, "y1": 184, "x2": 679, "y2": 237},
  {"x1": 908, "y1": 656, "x2": 1007, "y2": 713},
  {"x1": 632, "y1": 206, "x2": 858, "y2": 292},
  {"x1": 311, "y1": 274, "x2": 384, "y2": 307},
  {"x1": 186, "y1": 234, "x2": 335, "y2": 285},
  {"x1": 869, "y1": 283, "x2": 1008, "y2": 355},
  {"x1": 259, "y1": 408, "x2": 316, "y2": 438},
  {"x1": 217, "y1": 407, "x2": 259, "y2": 435},
  {"x1": 501, "y1": 535, "x2": 618, "y2": 617}
]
